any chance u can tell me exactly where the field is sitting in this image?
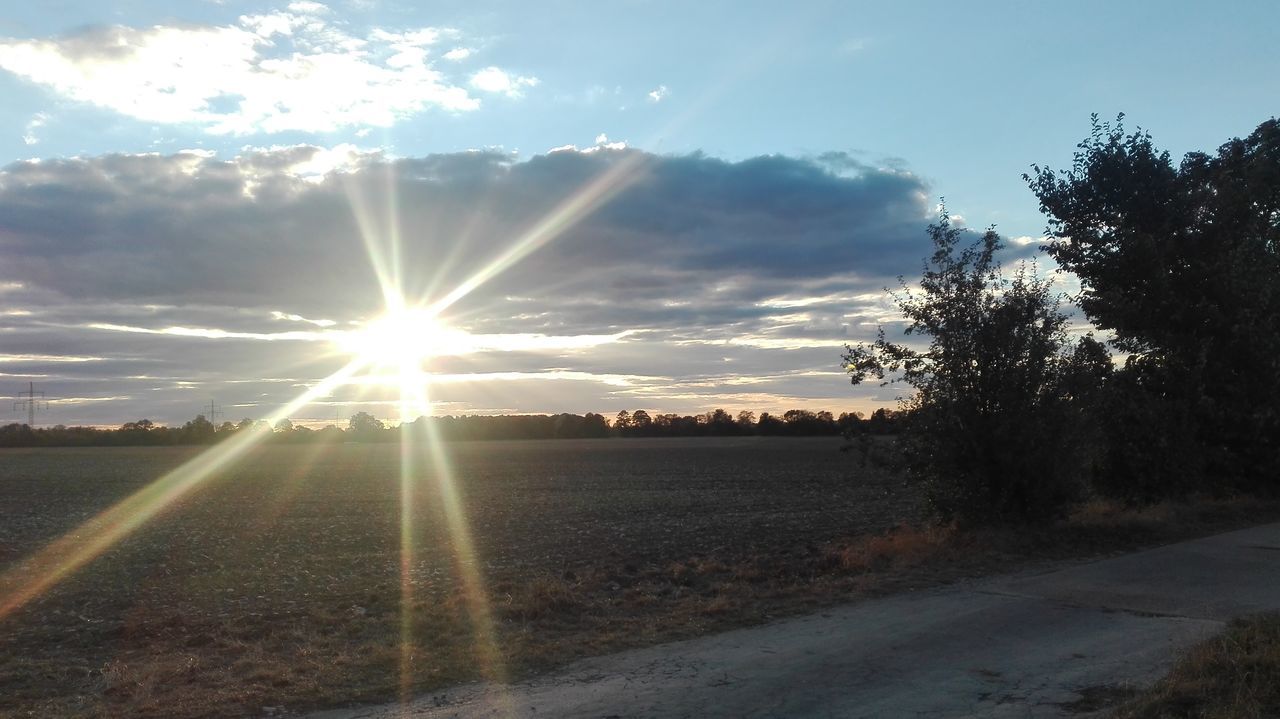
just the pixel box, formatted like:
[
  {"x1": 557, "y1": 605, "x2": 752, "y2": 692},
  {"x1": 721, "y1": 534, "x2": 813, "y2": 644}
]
[{"x1": 0, "y1": 437, "x2": 919, "y2": 717}]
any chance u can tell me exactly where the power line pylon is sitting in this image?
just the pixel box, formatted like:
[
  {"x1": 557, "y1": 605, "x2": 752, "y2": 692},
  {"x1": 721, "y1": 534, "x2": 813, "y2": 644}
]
[
  {"x1": 14, "y1": 382, "x2": 49, "y2": 427},
  {"x1": 205, "y1": 399, "x2": 223, "y2": 425}
]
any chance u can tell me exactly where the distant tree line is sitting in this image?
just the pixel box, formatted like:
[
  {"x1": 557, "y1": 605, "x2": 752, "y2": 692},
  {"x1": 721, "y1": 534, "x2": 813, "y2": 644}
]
[
  {"x1": 847, "y1": 115, "x2": 1280, "y2": 525},
  {"x1": 610, "y1": 408, "x2": 899, "y2": 437},
  {"x1": 0, "y1": 407, "x2": 900, "y2": 448}
]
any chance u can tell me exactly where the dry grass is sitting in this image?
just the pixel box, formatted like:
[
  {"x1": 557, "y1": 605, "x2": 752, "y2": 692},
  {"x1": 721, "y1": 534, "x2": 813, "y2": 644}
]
[
  {"x1": 827, "y1": 522, "x2": 953, "y2": 572},
  {"x1": 1111, "y1": 613, "x2": 1280, "y2": 719}
]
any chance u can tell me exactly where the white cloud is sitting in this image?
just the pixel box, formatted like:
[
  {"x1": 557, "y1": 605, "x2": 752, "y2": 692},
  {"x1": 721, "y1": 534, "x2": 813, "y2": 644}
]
[
  {"x1": 469, "y1": 66, "x2": 539, "y2": 97},
  {"x1": 0, "y1": 5, "x2": 508, "y2": 134},
  {"x1": 591, "y1": 133, "x2": 626, "y2": 151},
  {"x1": 443, "y1": 47, "x2": 472, "y2": 61},
  {"x1": 287, "y1": 0, "x2": 329, "y2": 13},
  {"x1": 647, "y1": 85, "x2": 669, "y2": 103},
  {"x1": 21, "y1": 112, "x2": 47, "y2": 145}
]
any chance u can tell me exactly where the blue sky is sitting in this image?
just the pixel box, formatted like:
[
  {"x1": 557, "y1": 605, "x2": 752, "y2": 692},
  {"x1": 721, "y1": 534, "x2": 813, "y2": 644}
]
[{"x1": 0, "y1": 1, "x2": 1276, "y2": 426}]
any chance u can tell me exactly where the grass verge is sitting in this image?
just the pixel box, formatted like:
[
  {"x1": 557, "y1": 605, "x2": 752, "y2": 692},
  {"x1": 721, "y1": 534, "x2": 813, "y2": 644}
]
[{"x1": 1110, "y1": 613, "x2": 1280, "y2": 719}]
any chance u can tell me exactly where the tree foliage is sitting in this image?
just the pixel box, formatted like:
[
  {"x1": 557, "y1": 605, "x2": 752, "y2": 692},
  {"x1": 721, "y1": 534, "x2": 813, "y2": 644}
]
[
  {"x1": 845, "y1": 212, "x2": 1108, "y2": 524},
  {"x1": 1027, "y1": 116, "x2": 1280, "y2": 497}
]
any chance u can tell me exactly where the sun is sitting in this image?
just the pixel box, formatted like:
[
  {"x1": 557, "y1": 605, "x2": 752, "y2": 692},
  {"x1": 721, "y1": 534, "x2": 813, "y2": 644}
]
[
  {"x1": 341, "y1": 307, "x2": 452, "y2": 370},
  {"x1": 332, "y1": 307, "x2": 461, "y2": 422}
]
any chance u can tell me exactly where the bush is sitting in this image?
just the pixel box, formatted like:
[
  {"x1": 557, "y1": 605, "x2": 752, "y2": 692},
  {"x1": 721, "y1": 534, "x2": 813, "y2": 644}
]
[{"x1": 844, "y1": 211, "x2": 1108, "y2": 525}]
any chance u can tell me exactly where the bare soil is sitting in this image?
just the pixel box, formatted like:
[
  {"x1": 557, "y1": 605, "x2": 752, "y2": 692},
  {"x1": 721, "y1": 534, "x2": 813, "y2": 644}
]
[{"x1": 0, "y1": 438, "x2": 1274, "y2": 718}]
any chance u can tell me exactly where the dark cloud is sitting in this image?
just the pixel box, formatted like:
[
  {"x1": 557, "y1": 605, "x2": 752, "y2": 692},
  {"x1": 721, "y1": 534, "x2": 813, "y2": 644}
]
[{"x1": 0, "y1": 145, "x2": 942, "y2": 424}]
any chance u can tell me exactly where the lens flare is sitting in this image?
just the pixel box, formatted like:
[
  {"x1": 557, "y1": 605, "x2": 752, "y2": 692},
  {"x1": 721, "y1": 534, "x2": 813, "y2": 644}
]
[
  {"x1": 0, "y1": 357, "x2": 367, "y2": 620},
  {"x1": 3, "y1": 148, "x2": 650, "y2": 717},
  {"x1": 337, "y1": 308, "x2": 457, "y2": 377}
]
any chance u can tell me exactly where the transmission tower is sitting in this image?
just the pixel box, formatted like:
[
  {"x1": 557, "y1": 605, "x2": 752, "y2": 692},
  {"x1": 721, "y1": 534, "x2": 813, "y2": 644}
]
[
  {"x1": 14, "y1": 382, "x2": 49, "y2": 427},
  {"x1": 205, "y1": 399, "x2": 223, "y2": 425}
]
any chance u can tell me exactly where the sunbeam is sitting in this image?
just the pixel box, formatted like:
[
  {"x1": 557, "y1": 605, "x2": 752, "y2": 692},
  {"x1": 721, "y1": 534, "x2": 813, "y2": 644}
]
[
  {"x1": 0, "y1": 356, "x2": 369, "y2": 620},
  {"x1": 1, "y1": 144, "x2": 650, "y2": 704},
  {"x1": 334, "y1": 149, "x2": 652, "y2": 712},
  {"x1": 425, "y1": 149, "x2": 650, "y2": 317},
  {"x1": 414, "y1": 388, "x2": 513, "y2": 713}
]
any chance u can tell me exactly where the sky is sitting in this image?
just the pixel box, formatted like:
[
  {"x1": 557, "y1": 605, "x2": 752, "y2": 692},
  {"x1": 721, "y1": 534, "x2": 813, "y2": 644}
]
[{"x1": 0, "y1": 0, "x2": 1276, "y2": 427}]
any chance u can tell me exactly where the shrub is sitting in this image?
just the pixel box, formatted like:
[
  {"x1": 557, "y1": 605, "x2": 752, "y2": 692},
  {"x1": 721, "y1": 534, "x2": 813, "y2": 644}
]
[{"x1": 844, "y1": 211, "x2": 1108, "y2": 525}]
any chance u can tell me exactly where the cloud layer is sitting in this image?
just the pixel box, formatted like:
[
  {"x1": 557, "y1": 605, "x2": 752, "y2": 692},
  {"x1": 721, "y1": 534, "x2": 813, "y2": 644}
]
[
  {"x1": 0, "y1": 3, "x2": 527, "y2": 134},
  {"x1": 0, "y1": 145, "x2": 932, "y2": 425}
]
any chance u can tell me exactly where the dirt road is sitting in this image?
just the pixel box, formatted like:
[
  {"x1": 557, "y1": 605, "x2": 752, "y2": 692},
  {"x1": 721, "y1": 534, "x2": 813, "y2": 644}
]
[{"x1": 312, "y1": 522, "x2": 1280, "y2": 718}]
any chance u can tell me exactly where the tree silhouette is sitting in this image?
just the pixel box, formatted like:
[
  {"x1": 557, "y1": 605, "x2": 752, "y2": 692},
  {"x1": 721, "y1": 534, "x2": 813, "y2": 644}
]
[
  {"x1": 845, "y1": 210, "x2": 1108, "y2": 523},
  {"x1": 348, "y1": 411, "x2": 385, "y2": 441},
  {"x1": 1027, "y1": 116, "x2": 1280, "y2": 496}
]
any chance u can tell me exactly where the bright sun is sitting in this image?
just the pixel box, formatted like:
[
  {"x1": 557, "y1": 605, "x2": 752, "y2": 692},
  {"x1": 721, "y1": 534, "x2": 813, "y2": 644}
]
[
  {"x1": 333, "y1": 307, "x2": 457, "y2": 422},
  {"x1": 340, "y1": 308, "x2": 452, "y2": 370}
]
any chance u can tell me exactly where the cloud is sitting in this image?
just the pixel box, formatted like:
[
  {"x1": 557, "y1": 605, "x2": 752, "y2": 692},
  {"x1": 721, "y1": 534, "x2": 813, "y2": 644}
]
[
  {"x1": 21, "y1": 112, "x2": 47, "y2": 145},
  {"x1": 469, "y1": 67, "x2": 539, "y2": 97},
  {"x1": 647, "y1": 85, "x2": 669, "y2": 103},
  {"x1": 0, "y1": 3, "x2": 526, "y2": 134},
  {"x1": 443, "y1": 47, "x2": 472, "y2": 61},
  {"x1": 0, "y1": 146, "x2": 936, "y2": 424}
]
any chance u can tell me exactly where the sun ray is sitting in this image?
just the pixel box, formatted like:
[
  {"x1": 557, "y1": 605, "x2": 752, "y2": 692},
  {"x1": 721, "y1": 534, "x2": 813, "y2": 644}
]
[
  {"x1": 381, "y1": 159, "x2": 406, "y2": 307},
  {"x1": 414, "y1": 384, "x2": 513, "y2": 708},
  {"x1": 341, "y1": 172, "x2": 402, "y2": 308},
  {"x1": 0, "y1": 356, "x2": 369, "y2": 620},
  {"x1": 9, "y1": 135, "x2": 662, "y2": 711},
  {"x1": 424, "y1": 149, "x2": 650, "y2": 317},
  {"x1": 397, "y1": 359, "x2": 422, "y2": 705},
  {"x1": 243, "y1": 428, "x2": 345, "y2": 535}
]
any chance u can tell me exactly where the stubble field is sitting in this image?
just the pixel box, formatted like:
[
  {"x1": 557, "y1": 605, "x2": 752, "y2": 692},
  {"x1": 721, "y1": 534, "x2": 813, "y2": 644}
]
[{"x1": 0, "y1": 437, "x2": 918, "y2": 717}]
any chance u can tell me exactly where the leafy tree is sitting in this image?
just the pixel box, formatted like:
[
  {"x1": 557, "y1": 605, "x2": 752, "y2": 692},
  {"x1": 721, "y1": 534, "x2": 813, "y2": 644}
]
[
  {"x1": 706, "y1": 408, "x2": 737, "y2": 435},
  {"x1": 1027, "y1": 116, "x2": 1280, "y2": 496},
  {"x1": 348, "y1": 411, "x2": 385, "y2": 441},
  {"x1": 182, "y1": 414, "x2": 216, "y2": 444},
  {"x1": 631, "y1": 409, "x2": 653, "y2": 435},
  {"x1": 581, "y1": 412, "x2": 610, "y2": 438},
  {"x1": 844, "y1": 211, "x2": 1109, "y2": 524},
  {"x1": 756, "y1": 412, "x2": 783, "y2": 436},
  {"x1": 121, "y1": 419, "x2": 155, "y2": 432}
]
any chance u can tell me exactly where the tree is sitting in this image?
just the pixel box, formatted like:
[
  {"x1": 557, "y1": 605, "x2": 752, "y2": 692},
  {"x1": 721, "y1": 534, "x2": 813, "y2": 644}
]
[
  {"x1": 706, "y1": 408, "x2": 737, "y2": 435},
  {"x1": 581, "y1": 412, "x2": 610, "y2": 438},
  {"x1": 631, "y1": 409, "x2": 653, "y2": 435},
  {"x1": 121, "y1": 419, "x2": 154, "y2": 432},
  {"x1": 844, "y1": 211, "x2": 1109, "y2": 524},
  {"x1": 756, "y1": 412, "x2": 783, "y2": 435},
  {"x1": 274, "y1": 418, "x2": 294, "y2": 433},
  {"x1": 182, "y1": 414, "x2": 216, "y2": 444},
  {"x1": 1027, "y1": 116, "x2": 1280, "y2": 496},
  {"x1": 348, "y1": 411, "x2": 385, "y2": 441}
]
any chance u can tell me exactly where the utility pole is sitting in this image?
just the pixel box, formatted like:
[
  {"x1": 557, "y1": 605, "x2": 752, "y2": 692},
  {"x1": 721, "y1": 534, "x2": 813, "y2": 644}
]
[{"x1": 14, "y1": 382, "x2": 49, "y2": 427}]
